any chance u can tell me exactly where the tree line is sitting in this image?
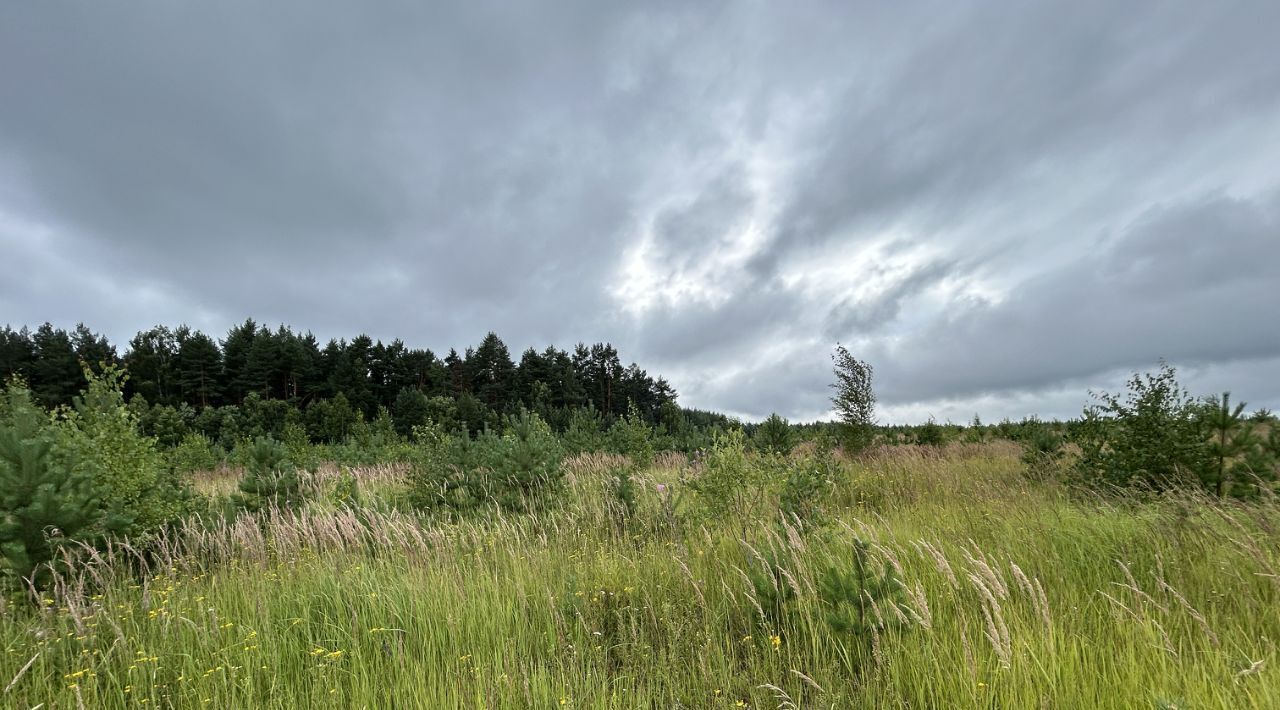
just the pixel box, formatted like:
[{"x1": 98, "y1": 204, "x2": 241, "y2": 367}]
[{"x1": 0, "y1": 320, "x2": 688, "y2": 440}]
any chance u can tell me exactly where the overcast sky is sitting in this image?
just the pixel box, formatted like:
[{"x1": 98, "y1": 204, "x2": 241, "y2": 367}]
[{"x1": 2, "y1": 2, "x2": 1278, "y2": 423}]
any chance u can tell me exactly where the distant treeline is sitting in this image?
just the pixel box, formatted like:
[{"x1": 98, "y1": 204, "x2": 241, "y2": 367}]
[{"x1": 0, "y1": 320, "x2": 731, "y2": 445}]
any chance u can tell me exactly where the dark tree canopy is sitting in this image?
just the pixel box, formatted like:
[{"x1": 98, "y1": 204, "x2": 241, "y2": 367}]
[{"x1": 1, "y1": 319, "x2": 680, "y2": 440}]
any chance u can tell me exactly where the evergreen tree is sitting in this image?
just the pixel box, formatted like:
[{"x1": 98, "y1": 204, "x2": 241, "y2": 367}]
[
  {"x1": 0, "y1": 326, "x2": 36, "y2": 384},
  {"x1": 126, "y1": 326, "x2": 179, "y2": 406},
  {"x1": 393, "y1": 387, "x2": 431, "y2": 437},
  {"x1": 30, "y1": 323, "x2": 82, "y2": 407},
  {"x1": 173, "y1": 327, "x2": 223, "y2": 408},
  {"x1": 232, "y1": 437, "x2": 306, "y2": 512},
  {"x1": 70, "y1": 324, "x2": 116, "y2": 374},
  {"x1": 220, "y1": 319, "x2": 259, "y2": 404},
  {"x1": 0, "y1": 384, "x2": 101, "y2": 587},
  {"x1": 471, "y1": 333, "x2": 516, "y2": 413},
  {"x1": 444, "y1": 348, "x2": 470, "y2": 397},
  {"x1": 754, "y1": 413, "x2": 795, "y2": 455},
  {"x1": 1200, "y1": 392, "x2": 1259, "y2": 497}
]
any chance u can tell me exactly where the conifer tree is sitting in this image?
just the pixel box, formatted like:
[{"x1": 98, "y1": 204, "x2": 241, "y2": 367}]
[
  {"x1": 0, "y1": 384, "x2": 101, "y2": 587},
  {"x1": 754, "y1": 413, "x2": 794, "y2": 455},
  {"x1": 233, "y1": 437, "x2": 305, "y2": 512}
]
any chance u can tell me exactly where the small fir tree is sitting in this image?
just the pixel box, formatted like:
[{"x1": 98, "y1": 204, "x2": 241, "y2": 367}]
[{"x1": 0, "y1": 384, "x2": 101, "y2": 587}]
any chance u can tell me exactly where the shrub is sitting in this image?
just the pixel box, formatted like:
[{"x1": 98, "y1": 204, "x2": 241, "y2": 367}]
[
  {"x1": 170, "y1": 432, "x2": 221, "y2": 475},
  {"x1": 1020, "y1": 424, "x2": 1066, "y2": 481},
  {"x1": 562, "y1": 405, "x2": 605, "y2": 454},
  {"x1": 779, "y1": 443, "x2": 837, "y2": 528},
  {"x1": 484, "y1": 410, "x2": 565, "y2": 513},
  {"x1": 53, "y1": 366, "x2": 193, "y2": 539},
  {"x1": 1074, "y1": 363, "x2": 1211, "y2": 492},
  {"x1": 607, "y1": 402, "x2": 654, "y2": 466},
  {"x1": 408, "y1": 411, "x2": 564, "y2": 515},
  {"x1": 606, "y1": 463, "x2": 638, "y2": 532},
  {"x1": 914, "y1": 417, "x2": 946, "y2": 447},
  {"x1": 685, "y1": 428, "x2": 762, "y2": 532}
]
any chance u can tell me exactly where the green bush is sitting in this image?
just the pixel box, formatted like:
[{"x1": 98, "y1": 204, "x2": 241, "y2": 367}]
[
  {"x1": 232, "y1": 437, "x2": 307, "y2": 512},
  {"x1": 169, "y1": 432, "x2": 222, "y2": 475},
  {"x1": 607, "y1": 402, "x2": 654, "y2": 466},
  {"x1": 53, "y1": 366, "x2": 194, "y2": 539},
  {"x1": 753, "y1": 413, "x2": 794, "y2": 455},
  {"x1": 0, "y1": 384, "x2": 103, "y2": 587},
  {"x1": 408, "y1": 411, "x2": 564, "y2": 515},
  {"x1": 779, "y1": 443, "x2": 837, "y2": 528},
  {"x1": 685, "y1": 428, "x2": 763, "y2": 531}
]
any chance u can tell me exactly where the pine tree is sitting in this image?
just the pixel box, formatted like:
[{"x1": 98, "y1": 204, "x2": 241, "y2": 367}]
[
  {"x1": 818, "y1": 538, "x2": 906, "y2": 642},
  {"x1": 0, "y1": 384, "x2": 101, "y2": 587},
  {"x1": 1201, "y1": 392, "x2": 1257, "y2": 497},
  {"x1": 754, "y1": 413, "x2": 794, "y2": 455},
  {"x1": 232, "y1": 437, "x2": 305, "y2": 512},
  {"x1": 173, "y1": 327, "x2": 223, "y2": 408},
  {"x1": 30, "y1": 323, "x2": 82, "y2": 407}
]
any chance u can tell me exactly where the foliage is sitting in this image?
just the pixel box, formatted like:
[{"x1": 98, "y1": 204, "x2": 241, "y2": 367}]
[
  {"x1": 779, "y1": 441, "x2": 837, "y2": 528},
  {"x1": 753, "y1": 412, "x2": 794, "y2": 455},
  {"x1": 607, "y1": 401, "x2": 654, "y2": 466},
  {"x1": 1020, "y1": 423, "x2": 1066, "y2": 481},
  {"x1": 914, "y1": 417, "x2": 946, "y2": 447},
  {"x1": 685, "y1": 428, "x2": 762, "y2": 529},
  {"x1": 606, "y1": 463, "x2": 638, "y2": 531},
  {"x1": 562, "y1": 405, "x2": 605, "y2": 454},
  {"x1": 0, "y1": 384, "x2": 102, "y2": 587},
  {"x1": 1074, "y1": 363, "x2": 1213, "y2": 492},
  {"x1": 53, "y1": 365, "x2": 193, "y2": 539},
  {"x1": 169, "y1": 432, "x2": 222, "y2": 475},
  {"x1": 232, "y1": 438, "x2": 307, "y2": 512},
  {"x1": 409, "y1": 411, "x2": 564, "y2": 515},
  {"x1": 483, "y1": 410, "x2": 565, "y2": 513},
  {"x1": 831, "y1": 345, "x2": 876, "y2": 455},
  {"x1": 818, "y1": 537, "x2": 906, "y2": 645},
  {"x1": 1199, "y1": 392, "x2": 1268, "y2": 497}
]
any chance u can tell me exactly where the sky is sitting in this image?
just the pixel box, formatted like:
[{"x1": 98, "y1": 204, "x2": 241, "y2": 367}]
[{"x1": 2, "y1": 1, "x2": 1279, "y2": 424}]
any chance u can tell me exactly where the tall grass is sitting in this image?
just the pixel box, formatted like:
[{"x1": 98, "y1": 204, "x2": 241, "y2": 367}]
[{"x1": 3, "y1": 443, "x2": 1277, "y2": 708}]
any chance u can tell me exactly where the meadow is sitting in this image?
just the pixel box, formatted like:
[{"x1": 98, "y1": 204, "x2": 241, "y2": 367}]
[{"x1": 3, "y1": 442, "x2": 1277, "y2": 709}]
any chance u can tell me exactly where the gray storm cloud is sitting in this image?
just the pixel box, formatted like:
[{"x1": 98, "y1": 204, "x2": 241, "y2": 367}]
[{"x1": 2, "y1": 1, "x2": 1278, "y2": 422}]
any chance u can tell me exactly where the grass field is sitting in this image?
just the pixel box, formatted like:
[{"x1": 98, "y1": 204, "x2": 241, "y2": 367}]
[{"x1": 3, "y1": 443, "x2": 1278, "y2": 708}]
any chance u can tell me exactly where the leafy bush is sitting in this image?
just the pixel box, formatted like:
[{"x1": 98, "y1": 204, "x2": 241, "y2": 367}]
[
  {"x1": 685, "y1": 428, "x2": 762, "y2": 530},
  {"x1": 1074, "y1": 364, "x2": 1212, "y2": 492},
  {"x1": 169, "y1": 432, "x2": 222, "y2": 475},
  {"x1": 53, "y1": 366, "x2": 194, "y2": 539}
]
